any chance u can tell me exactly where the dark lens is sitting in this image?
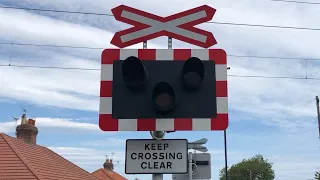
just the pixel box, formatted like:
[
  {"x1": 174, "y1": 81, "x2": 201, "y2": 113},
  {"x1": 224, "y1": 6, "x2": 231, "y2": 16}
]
[
  {"x1": 155, "y1": 93, "x2": 174, "y2": 110},
  {"x1": 122, "y1": 56, "x2": 147, "y2": 90},
  {"x1": 183, "y1": 72, "x2": 202, "y2": 88},
  {"x1": 152, "y1": 82, "x2": 175, "y2": 112},
  {"x1": 181, "y1": 57, "x2": 204, "y2": 90}
]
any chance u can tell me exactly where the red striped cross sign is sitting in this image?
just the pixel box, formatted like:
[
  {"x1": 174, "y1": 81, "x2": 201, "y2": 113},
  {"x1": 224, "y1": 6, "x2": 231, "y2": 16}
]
[
  {"x1": 99, "y1": 49, "x2": 228, "y2": 131},
  {"x1": 110, "y1": 5, "x2": 217, "y2": 48}
]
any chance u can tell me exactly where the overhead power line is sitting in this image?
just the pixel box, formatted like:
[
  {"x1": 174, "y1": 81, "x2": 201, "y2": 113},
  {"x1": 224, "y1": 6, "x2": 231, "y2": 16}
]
[
  {"x1": 0, "y1": 6, "x2": 114, "y2": 16},
  {"x1": 1, "y1": 5, "x2": 320, "y2": 31},
  {"x1": 2, "y1": 42, "x2": 320, "y2": 61},
  {"x1": 0, "y1": 64, "x2": 99, "y2": 70},
  {"x1": 270, "y1": 0, "x2": 320, "y2": 5},
  {"x1": 235, "y1": 98, "x2": 315, "y2": 146},
  {"x1": 206, "y1": 21, "x2": 320, "y2": 31},
  {"x1": 1, "y1": 64, "x2": 320, "y2": 80},
  {"x1": 0, "y1": 42, "x2": 103, "y2": 50},
  {"x1": 228, "y1": 74, "x2": 320, "y2": 80}
]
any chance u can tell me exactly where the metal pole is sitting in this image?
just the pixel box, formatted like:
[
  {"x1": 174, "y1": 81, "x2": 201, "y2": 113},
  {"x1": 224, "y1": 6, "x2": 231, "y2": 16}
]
[
  {"x1": 153, "y1": 37, "x2": 174, "y2": 180},
  {"x1": 144, "y1": 39, "x2": 165, "y2": 180},
  {"x1": 143, "y1": 41, "x2": 147, "y2": 49},
  {"x1": 224, "y1": 130, "x2": 228, "y2": 180},
  {"x1": 316, "y1": 96, "x2": 320, "y2": 138},
  {"x1": 151, "y1": 131, "x2": 165, "y2": 180},
  {"x1": 225, "y1": 68, "x2": 230, "y2": 180},
  {"x1": 188, "y1": 152, "x2": 193, "y2": 180},
  {"x1": 168, "y1": 37, "x2": 172, "y2": 49}
]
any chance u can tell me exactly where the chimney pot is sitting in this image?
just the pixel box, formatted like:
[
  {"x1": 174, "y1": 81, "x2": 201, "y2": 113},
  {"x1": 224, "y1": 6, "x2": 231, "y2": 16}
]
[
  {"x1": 21, "y1": 114, "x2": 28, "y2": 125},
  {"x1": 28, "y1": 119, "x2": 35, "y2": 126}
]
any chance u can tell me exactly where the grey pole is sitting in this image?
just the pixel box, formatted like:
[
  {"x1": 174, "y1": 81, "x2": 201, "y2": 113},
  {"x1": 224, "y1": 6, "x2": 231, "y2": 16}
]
[
  {"x1": 151, "y1": 37, "x2": 173, "y2": 180},
  {"x1": 316, "y1": 96, "x2": 320, "y2": 138},
  {"x1": 188, "y1": 152, "x2": 193, "y2": 180},
  {"x1": 224, "y1": 130, "x2": 228, "y2": 180},
  {"x1": 151, "y1": 131, "x2": 165, "y2": 180}
]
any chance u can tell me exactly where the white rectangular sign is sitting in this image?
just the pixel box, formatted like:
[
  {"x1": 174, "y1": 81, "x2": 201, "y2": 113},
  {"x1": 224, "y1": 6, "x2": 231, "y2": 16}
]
[{"x1": 125, "y1": 139, "x2": 188, "y2": 174}]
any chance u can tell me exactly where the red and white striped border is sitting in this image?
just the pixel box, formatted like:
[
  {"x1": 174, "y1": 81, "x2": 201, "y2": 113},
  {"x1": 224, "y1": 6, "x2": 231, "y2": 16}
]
[{"x1": 99, "y1": 49, "x2": 228, "y2": 131}]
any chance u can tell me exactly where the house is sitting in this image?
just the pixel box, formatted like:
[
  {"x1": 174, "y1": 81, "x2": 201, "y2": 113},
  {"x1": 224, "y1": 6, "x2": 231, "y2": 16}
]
[
  {"x1": 0, "y1": 113, "x2": 127, "y2": 180},
  {"x1": 92, "y1": 159, "x2": 127, "y2": 180}
]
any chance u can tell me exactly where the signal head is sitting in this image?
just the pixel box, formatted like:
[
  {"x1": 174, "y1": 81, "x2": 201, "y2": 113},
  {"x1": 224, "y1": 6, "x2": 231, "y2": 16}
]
[
  {"x1": 122, "y1": 56, "x2": 148, "y2": 91},
  {"x1": 181, "y1": 57, "x2": 205, "y2": 91},
  {"x1": 152, "y1": 82, "x2": 176, "y2": 112}
]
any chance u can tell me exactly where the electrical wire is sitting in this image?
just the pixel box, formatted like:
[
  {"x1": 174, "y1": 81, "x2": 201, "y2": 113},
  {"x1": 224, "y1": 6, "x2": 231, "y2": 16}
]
[
  {"x1": 232, "y1": 99, "x2": 314, "y2": 145},
  {"x1": 1, "y1": 64, "x2": 320, "y2": 80},
  {"x1": 0, "y1": 42, "x2": 103, "y2": 50},
  {"x1": 0, "y1": 6, "x2": 114, "y2": 16},
  {"x1": 1, "y1": 5, "x2": 320, "y2": 31},
  {"x1": 238, "y1": 99, "x2": 314, "y2": 138},
  {"x1": 228, "y1": 75, "x2": 320, "y2": 80},
  {"x1": 0, "y1": 64, "x2": 99, "y2": 70},
  {"x1": 206, "y1": 21, "x2": 320, "y2": 31},
  {"x1": 270, "y1": 0, "x2": 320, "y2": 5},
  {"x1": 2, "y1": 42, "x2": 320, "y2": 62}
]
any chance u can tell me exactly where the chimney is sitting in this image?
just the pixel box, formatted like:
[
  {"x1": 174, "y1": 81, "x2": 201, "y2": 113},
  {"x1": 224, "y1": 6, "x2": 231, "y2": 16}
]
[
  {"x1": 16, "y1": 113, "x2": 38, "y2": 145},
  {"x1": 103, "y1": 158, "x2": 114, "y2": 171}
]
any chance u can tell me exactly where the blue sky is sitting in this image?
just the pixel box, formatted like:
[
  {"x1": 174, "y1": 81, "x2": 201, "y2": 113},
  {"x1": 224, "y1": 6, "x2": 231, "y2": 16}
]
[{"x1": 0, "y1": 0, "x2": 320, "y2": 179}]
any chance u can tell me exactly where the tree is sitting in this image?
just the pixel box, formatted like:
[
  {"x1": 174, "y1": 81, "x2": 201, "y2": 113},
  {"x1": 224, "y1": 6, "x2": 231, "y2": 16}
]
[
  {"x1": 219, "y1": 154, "x2": 275, "y2": 180},
  {"x1": 315, "y1": 170, "x2": 320, "y2": 180}
]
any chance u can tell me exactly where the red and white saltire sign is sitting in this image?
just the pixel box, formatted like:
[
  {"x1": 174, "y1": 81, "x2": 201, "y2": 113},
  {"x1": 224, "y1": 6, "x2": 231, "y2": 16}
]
[
  {"x1": 110, "y1": 5, "x2": 217, "y2": 48},
  {"x1": 99, "y1": 49, "x2": 228, "y2": 131}
]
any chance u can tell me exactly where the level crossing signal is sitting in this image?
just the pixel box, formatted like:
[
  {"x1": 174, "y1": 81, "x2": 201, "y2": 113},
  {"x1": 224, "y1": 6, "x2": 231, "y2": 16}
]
[
  {"x1": 99, "y1": 49, "x2": 228, "y2": 131},
  {"x1": 99, "y1": 4, "x2": 228, "y2": 132}
]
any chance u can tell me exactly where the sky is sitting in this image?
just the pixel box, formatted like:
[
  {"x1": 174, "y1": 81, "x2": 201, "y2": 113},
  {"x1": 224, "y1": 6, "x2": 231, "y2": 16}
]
[{"x1": 0, "y1": 0, "x2": 319, "y2": 180}]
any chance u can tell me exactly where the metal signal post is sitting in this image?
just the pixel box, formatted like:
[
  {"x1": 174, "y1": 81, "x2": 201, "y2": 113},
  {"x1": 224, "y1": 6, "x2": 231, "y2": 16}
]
[
  {"x1": 149, "y1": 38, "x2": 165, "y2": 180},
  {"x1": 316, "y1": 96, "x2": 320, "y2": 138},
  {"x1": 149, "y1": 36, "x2": 173, "y2": 180},
  {"x1": 224, "y1": 129, "x2": 228, "y2": 180}
]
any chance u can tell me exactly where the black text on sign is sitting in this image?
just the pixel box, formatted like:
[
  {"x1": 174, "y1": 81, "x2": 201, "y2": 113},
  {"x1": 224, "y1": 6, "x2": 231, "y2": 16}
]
[{"x1": 125, "y1": 139, "x2": 188, "y2": 174}]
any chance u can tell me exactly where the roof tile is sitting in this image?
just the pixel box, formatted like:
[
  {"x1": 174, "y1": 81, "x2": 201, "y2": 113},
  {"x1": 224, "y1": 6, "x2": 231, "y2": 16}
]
[
  {"x1": 0, "y1": 133, "x2": 100, "y2": 180},
  {"x1": 92, "y1": 168, "x2": 127, "y2": 180},
  {"x1": 0, "y1": 133, "x2": 38, "y2": 180}
]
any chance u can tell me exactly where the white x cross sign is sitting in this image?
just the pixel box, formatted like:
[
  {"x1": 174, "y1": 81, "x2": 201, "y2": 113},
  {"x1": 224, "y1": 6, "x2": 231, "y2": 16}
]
[{"x1": 110, "y1": 5, "x2": 217, "y2": 48}]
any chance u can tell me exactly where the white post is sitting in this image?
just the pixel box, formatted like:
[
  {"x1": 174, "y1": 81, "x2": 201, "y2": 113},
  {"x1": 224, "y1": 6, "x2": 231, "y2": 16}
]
[{"x1": 188, "y1": 152, "x2": 193, "y2": 180}]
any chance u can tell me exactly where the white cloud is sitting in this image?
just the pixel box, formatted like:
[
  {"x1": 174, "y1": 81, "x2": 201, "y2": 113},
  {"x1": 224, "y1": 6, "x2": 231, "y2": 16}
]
[
  {"x1": 80, "y1": 138, "x2": 126, "y2": 147},
  {"x1": 0, "y1": 58, "x2": 100, "y2": 111},
  {"x1": 271, "y1": 155, "x2": 320, "y2": 180},
  {"x1": 207, "y1": 148, "x2": 320, "y2": 180},
  {"x1": 0, "y1": 7, "x2": 165, "y2": 111},
  {"x1": 48, "y1": 146, "x2": 125, "y2": 172},
  {"x1": 0, "y1": 117, "x2": 101, "y2": 133},
  {"x1": 0, "y1": 121, "x2": 17, "y2": 133}
]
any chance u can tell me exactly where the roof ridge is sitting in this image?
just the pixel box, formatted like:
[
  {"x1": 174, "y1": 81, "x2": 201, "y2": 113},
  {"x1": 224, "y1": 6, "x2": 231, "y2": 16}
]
[
  {"x1": 44, "y1": 147, "x2": 100, "y2": 180},
  {"x1": 102, "y1": 168, "x2": 117, "y2": 180},
  {"x1": 1, "y1": 133, "x2": 44, "y2": 180},
  {"x1": 107, "y1": 169, "x2": 127, "y2": 180}
]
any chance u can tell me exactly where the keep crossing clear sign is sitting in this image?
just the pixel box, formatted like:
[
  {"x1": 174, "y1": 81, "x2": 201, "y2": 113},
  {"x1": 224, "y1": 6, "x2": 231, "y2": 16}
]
[{"x1": 125, "y1": 139, "x2": 188, "y2": 174}]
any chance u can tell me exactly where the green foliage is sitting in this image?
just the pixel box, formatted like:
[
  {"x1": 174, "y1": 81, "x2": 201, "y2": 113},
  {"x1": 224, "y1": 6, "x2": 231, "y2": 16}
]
[
  {"x1": 315, "y1": 170, "x2": 320, "y2": 180},
  {"x1": 219, "y1": 154, "x2": 275, "y2": 180}
]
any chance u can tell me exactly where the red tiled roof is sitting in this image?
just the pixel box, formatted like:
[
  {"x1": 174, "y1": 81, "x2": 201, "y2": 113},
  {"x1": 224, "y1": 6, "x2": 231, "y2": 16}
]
[
  {"x1": 0, "y1": 133, "x2": 100, "y2": 180},
  {"x1": 92, "y1": 168, "x2": 127, "y2": 180}
]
